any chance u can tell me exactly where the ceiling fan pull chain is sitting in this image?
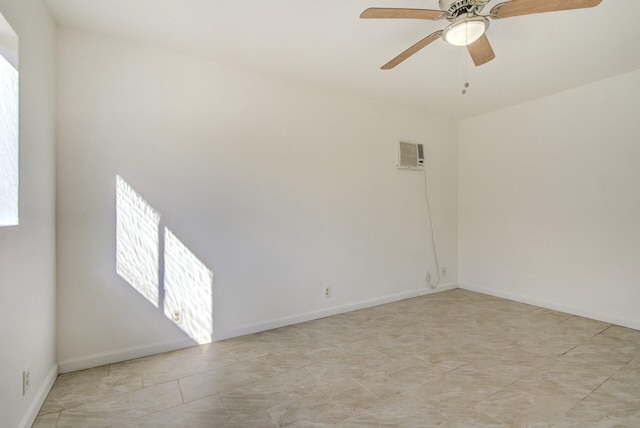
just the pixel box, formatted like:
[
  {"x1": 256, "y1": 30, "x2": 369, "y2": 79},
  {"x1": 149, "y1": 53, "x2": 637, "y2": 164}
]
[{"x1": 462, "y1": 44, "x2": 470, "y2": 95}]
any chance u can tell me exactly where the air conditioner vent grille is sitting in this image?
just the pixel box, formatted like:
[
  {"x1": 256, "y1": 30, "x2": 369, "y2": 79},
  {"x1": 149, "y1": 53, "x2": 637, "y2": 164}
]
[{"x1": 397, "y1": 141, "x2": 425, "y2": 169}]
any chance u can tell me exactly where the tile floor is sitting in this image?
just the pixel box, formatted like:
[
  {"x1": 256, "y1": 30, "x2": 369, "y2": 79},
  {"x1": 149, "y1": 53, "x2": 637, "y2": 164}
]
[{"x1": 34, "y1": 289, "x2": 640, "y2": 427}]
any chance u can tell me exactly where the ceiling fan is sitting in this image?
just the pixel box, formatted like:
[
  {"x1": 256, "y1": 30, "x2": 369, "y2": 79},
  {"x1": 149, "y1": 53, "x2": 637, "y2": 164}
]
[{"x1": 361, "y1": 0, "x2": 602, "y2": 69}]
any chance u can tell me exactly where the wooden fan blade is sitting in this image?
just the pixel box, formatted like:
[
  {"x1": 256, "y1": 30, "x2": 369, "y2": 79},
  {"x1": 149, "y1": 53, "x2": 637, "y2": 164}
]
[
  {"x1": 361, "y1": 8, "x2": 444, "y2": 20},
  {"x1": 491, "y1": 0, "x2": 602, "y2": 19},
  {"x1": 381, "y1": 31, "x2": 443, "y2": 70},
  {"x1": 467, "y1": 34, "x2": 495, "y2": 66}
]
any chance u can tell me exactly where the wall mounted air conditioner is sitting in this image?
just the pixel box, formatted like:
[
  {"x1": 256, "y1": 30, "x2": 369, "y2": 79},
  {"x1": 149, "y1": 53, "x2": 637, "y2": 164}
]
[{"x1": 397, "y1": 141, "x2": 425, "y2": 169}]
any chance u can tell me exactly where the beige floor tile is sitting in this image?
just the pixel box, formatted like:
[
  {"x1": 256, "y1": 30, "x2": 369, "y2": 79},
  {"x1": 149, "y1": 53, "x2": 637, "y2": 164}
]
[
  {"x1": 626, "y1": 353, "x2": 640, "y2": 365},
  {"x1": 38, "y1": 376, "x2": 142, "y2": 416},
  {"x1": 107, "y1": 359, "x2": 144, "y2": 385},
  {"x1": 412, "y1": 345, "x2": 470, "y2": 371},
  {"x1": 264, "y1": 343, "x2": 347, "y2": 372},
  {"x1": 555, "y1": 315, "x2": 610, "y2": 337},
  {"x1": 55, "y1": 380, "x2": 182, "y2": 427},
  {"x1": 355, "y1": 357, "x2": 447, "y2": 399},
  {"x1": 39, "y1": 361, "x2": 146, "y2": 416},
  {"x1": 224, "y1": 328, "x2": 309, "y2": 362},
  {"x1": 219, "y1": 367, "x2": 324, "y2": 419},
  {"x1": 439, "y1": 410, "x2": 507, "y2": 428},
  {"x1": 37, "y1": 290, "x2": 640, "y2": 427},
  {"x1": 514, "y1": 359, "x2": 612, "y2": 399},
  {"x1": 459, "y1": 356, "x2": 544, "y2": 388},
  {"x1": 267, "y1": 382, "x2": 379, "y2": 426},
  {"x1": 336, "y1": 390, "x2": 448, "y2": 427},
  {"x1": 561, "y1": 336, "x2": 636, "y2": 372},
  {"x1": 142, "y1": 344, "x2": 237, "y2": 387},
  {"x1": 552, "y1": 390, "x2": 640, "y2": 427},
  {"x1": 599, "y1": 325, "x2": 640, "y2": 348},
  {"x1": 306, "y1": 370, "x2": 368, "y2": 396},
  {"x1": 31, "y1": 411, "x2": 60, "y2": 427},
  {"x1": 528, "y1": 307, "x2": 573, "y2": 324},
  {"x1": 473, "y1": 384, "x2": 582, "y2": 426},
  {"x1": 179, "y1": 357, "x2": 276, "y2": 403},
  {"x1": 510, "y1": 329, "x2": 586, "y2": 359},
  {"x1": 594, "y1": 368, "x2": 640, "y2": 402},
  {"x1": 408, "y1": 366, "x2": 503, "y2": 418},
  {"x1": 220, "y1": 410, "x2": 279, "y2": 428},
  {"x1": 303, "y1": 349, "x2": 393, "y2": 389},
  {"x1": 52, "y1": 366, "x2": 110, "y2": 389},
  {"x1": 110, "y1": 394, "x2": 231, "y2": 427}
]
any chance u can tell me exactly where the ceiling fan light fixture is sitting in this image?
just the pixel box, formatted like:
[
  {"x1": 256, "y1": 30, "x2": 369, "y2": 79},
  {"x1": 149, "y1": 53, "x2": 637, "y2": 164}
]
[{"x1": 443, "y1": 16, "x2": 488, "y2": 46}]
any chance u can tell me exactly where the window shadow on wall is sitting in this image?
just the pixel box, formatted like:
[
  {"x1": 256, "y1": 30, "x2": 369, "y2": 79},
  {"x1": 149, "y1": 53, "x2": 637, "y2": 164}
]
[{"x1": 115, "y1": 175, "x2": 214, "y2": 344}]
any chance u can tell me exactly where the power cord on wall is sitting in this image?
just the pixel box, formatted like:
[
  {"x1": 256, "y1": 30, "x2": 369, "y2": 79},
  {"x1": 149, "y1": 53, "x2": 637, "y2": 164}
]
[{"x1": 423, "y1": 168, "x2": 441, "y2": 289}]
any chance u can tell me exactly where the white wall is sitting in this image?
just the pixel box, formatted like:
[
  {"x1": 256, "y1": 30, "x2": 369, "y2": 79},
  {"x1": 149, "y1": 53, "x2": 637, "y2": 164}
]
[
  {"x1": 56, "y1": 27, "x2": 458, "y2": 371},
  {"x1": 459, "y1": 69, "x2": 640, "y2": 329},
  {"x1": 0, "y1": 0, "x2": 57, "y2": 427}
]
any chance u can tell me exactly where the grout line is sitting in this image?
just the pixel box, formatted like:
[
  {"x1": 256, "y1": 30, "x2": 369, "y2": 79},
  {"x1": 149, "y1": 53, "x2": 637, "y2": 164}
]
[
  {"x1": 559, "y1": 342, "x2": 582, "y2": 357},
  {"x1": 135, "y1": 401, "x2": 184, "y2": 420},
  {"x1": 550, "y1": 333, "x2": 635, "y2": 426},
  {"x1": 552, "y1": 370, "x2": 614, "y2": 426},
  {"x1": 263, "y1": 358, "x2": 278, "y2": 373},
  {"x1": 266, "y1": 407, "x2": 282, "y2": 428},
  {"x1": 177, "y1": 379, "x2": 185, "y2": 404},
  {"x1": 302, "y1": 366, "x2": 318, "y2": 379},
  {"x1": 217, "y1": 393, "x2": 233, "y2": 423},
  {"x1": 559, "y1": 323, "x2": 612, "y2": 357},
  {"x1": 334, "y1": 343, "x2": 349, "y2": 353},
  {"x1": 217, "y1": 393, "x2": 235, "y2": 425},
  {"x1": 351, "y1": 377, "x2": 384, "y2": 403},
  {"x1": 585, "y1": 325, "x2": 613, "y2": 342},
  {"x1": 557, "y1": 314, "x2": 573, "y2": 323},
  {"x1": 592, "y1": 324, "x2": 614, "y2": 338}
]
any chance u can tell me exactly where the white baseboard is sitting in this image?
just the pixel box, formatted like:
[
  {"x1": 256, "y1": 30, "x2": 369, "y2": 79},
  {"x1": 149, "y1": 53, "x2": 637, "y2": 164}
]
[
  {"x1": 57, "y1": 337, "x2": 198, "y2": 374},
  {"x1": 58, "y1": 284, "x2": 459, "y2": 373},
  {"x1": 219, "y1": 283, "x2": 459, "y2": 340},
  {"x1": 460, "y1": 282, "x2": 640, "y2": 331},
  {"x1": 19, "y1": 364, "x2": 58, "y2": 428}
]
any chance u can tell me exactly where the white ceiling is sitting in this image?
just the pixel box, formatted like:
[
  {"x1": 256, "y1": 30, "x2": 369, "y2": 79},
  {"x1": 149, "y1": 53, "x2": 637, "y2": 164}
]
[{"x1": 44, "y1": 0, "x2": 640, "y2": 119}]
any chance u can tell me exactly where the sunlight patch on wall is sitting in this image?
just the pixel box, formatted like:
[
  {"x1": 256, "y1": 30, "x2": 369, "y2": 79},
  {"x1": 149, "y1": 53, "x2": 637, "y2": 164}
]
[
  {"x1": 115, "y1": 176, "x2": 214, "y2": 343},
  {"x1": 164, "y1": 228, "x2": 214, "y2": 344},
  {"x1": 116, "y1": 175, "x2": 160, "y2": 306}
]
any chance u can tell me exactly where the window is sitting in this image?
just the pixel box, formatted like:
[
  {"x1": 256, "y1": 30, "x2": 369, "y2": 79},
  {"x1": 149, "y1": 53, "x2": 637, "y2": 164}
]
[{"x1": 0, "y1": 11, "x2": 18, "y2": 226}]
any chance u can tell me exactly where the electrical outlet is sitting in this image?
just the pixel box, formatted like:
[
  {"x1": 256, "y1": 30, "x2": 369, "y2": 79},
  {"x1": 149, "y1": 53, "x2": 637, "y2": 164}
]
[
  {"x1": 172, "y1": 308, "x2": 183, "y2": 324},
  {"x1": 324, "y1": 286, "x2": 332, "y2": 298},
  {"x1": 426, "y1": 270, "x2": 431, "y2": 283},
  {"x1": 441, "y1": 266, "x2": 447, "y2": 277},
  {"x1": 23, "y1": 368, "x2": 30, "y2": 395}
]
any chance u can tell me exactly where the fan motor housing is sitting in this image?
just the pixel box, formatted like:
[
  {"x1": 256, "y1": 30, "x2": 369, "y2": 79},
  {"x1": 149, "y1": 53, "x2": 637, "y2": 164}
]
[{"x1": 439, "y1": 0, "x2": 480, "y2": 17}]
